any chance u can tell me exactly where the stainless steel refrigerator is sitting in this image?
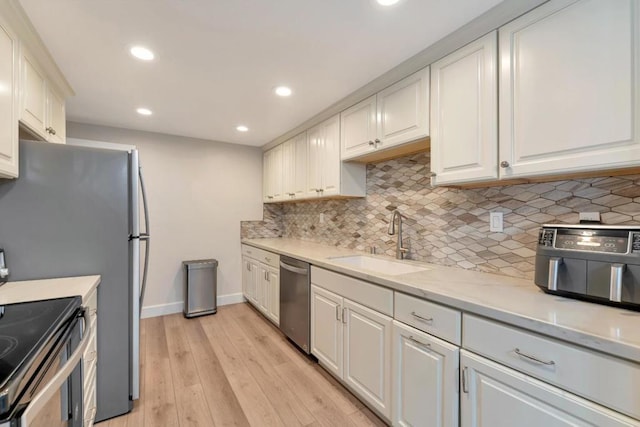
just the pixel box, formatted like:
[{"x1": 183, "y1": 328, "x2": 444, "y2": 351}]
[{"x1": 0, "y1": 139, "x2": 150, "y2": 422}]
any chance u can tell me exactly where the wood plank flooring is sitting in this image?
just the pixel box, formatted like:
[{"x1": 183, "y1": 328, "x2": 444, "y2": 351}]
[{"x1": 98, "y1": 303, "x2": 387, "y2": 427}]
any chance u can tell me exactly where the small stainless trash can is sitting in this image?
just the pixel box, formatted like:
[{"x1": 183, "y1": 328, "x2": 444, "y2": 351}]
[{"x1": 183, "y1": 259, "x2": 218, "y2": 318}]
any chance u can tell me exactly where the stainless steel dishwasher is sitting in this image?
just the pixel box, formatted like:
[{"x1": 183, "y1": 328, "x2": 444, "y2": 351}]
[{"x1": 279, "y1": 256, "x2": 311, "y2": 354}]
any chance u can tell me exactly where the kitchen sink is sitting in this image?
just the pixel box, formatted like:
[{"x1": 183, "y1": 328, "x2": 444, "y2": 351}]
[{"x1": 328, "y1": 255, "x2": 430, "y2": 276}]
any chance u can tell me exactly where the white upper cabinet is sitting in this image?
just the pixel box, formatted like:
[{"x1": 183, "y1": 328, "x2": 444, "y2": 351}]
[
  {"x1": 281, "y1": 132, "x2": 308, "y2": 201},
  {"x1": 341, "y1": 67, "x2": 430, "y2": 161},
  {"x1": 305, "y1": 114, "x2": 366, "y2": 199},
  {"x1": 20, "y1": 48, "x2": 67, "y2": 144},
  {"x1": 430, "y1": 32, "x2": 498, "y2": 186},
  {"x1": 0, "y1": 16, "x2": 19, "y2": 179},
  {"x1": 499, "y1": 0, "x2": 640, "y2": 179},
  {"x1": 263, "y1": 144, "x2": 283, "y2": 202},
  {"x1": 341, "y1": 95, "x2": 377, "y2": 159}
]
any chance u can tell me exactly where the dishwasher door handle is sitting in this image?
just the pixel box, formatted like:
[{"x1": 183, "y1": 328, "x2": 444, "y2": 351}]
[{"x1": 280, "y1": 261, "x2": 309, "y2": 275}]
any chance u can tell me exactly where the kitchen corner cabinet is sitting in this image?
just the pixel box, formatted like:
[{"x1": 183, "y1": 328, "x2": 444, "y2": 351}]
[
  {"x1": 310, "y1": 269, "x2": 394, "y2": 420},
  {"x1": 498, "y1": 0, "x2": 640, "y2": 179},
  {"x1": 241, "y1": 245, "x2": 279, "y2": 325},
  {"x1": 20, "y1": 49, "x2": 67, "y2": 144},
  {"x1": 392, "y1": 321, "x2": 459, "y2": 427},
  {"x1": 430, "y1": 32, "x2": 498, "y2": 186},
  {"x1": 306, "y1": 114, "x2": 366, "y2": 199},
  {"x1": 0, "y1": 15, "x2": 19, "y2": 179},
  {"x1": 341, "y1": 67, "x2": 429, "y2": 161},
  {"x1": 460, "y1": 350, "x2": 639, "y2": 427}
]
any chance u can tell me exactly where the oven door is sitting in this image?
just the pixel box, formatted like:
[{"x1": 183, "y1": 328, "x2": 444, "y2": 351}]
[{"x1": 18, "y1": 309, "x2": 91, "y2": 427}]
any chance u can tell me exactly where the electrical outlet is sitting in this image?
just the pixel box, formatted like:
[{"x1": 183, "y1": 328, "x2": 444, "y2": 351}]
[
  {"x1": 319, "y1": 213, "x2": 325, "y2": 224},
  {"x1": 579, "y1": 212, "x2": 601, "y2": 223},
  {"x1": 489, "y1": 212, "x2": 503, "y2": 232}
]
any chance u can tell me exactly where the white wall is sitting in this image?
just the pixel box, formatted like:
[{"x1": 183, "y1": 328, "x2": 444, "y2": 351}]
[{"x1": 67, "y1": 122, "x2": 264, "y2": 318}]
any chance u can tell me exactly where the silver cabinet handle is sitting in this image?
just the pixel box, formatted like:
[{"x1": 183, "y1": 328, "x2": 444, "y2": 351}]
[
  {"x1": 368, "y1": 140, "x2": 375, "y2": 146},
  {"x1": 265, "y1": 257, "x2": 271, "y2": 263},
  {"x1": 335, "y1": 305, "x2": 341, "y2": 321},
  {"x1": 548, "y1": 257, "x2": 563, "y2": 291},
  {"x1": 246, "y1": 262, "x2": 250, "y2": 271},
  {"x1": 267, "y1": 196, "x2": 274, "y2": 199},
  {"x1": 461, "y1": 367, "x2": 469, "y2": 394},
  {"x1": 500, "y1": 160, "x2": 510, "y2": 168},
  {"x1": 342, "y1": 307, "x2": 347, "y2": 324},
  {"x1": 407, "y1": 335, "x2": 431, "y2": 349},
  {"x1": 411, "y1": 311, "x2": 433, "y2": 323},
  {"x1": 514, "y1": 348, "x2": 555, "y2": 366},
  {"x1": 428, "y1": 172, "x2": 436, "y2": 177},
  {"x1": 51, "y1": 128, "x2": 56, "y2": 135},
  {"x1": 610, "y1": 263, "x2": 625, "y2": 302},
  {"x1": 374, "y1": 138, "x2": 381, "y2": 145}
]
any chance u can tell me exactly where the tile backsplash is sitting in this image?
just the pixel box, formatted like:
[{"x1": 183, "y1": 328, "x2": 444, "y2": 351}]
[{"x1": 241, "y1": 152, "x2": 640, "y2": 279}]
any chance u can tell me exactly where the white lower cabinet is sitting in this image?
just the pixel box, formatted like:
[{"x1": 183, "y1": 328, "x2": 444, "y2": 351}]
[
  {"x1": 392, "y1": 320, "x2": 459, "y2": 427},
  {"x1": 461, "y1": 350, "x2": 640, "y2": 427},
  {"x1": 343, "y1": 298, "x2": 392, "y2": 418},
  {"x1": 310, "y1": 284, "x2": 393, "y2": 420},
  {"x1": 310, "y1": 285, "x2": 343, "y2": 378},
  {"x1": 241, "y1": 247, "x2": 279, "y2": 326}
]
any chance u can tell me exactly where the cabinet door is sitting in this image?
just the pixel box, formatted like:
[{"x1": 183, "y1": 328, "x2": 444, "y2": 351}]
[
  {"x1": 499, "y1": 0, "x2": 640, "y2": 178},
  {"x1": 306, "y1": 124, "x2": 323, "y2": 198},
  {"x1": 47, "y1": 87, "x2": 65, "y2": 144},
  {"x1": 280, "y1": 138, "x2": 293, "y2": 200},
  {"x1": 247, "y1": 258, "x2": 259, "y2": 306},
  {"x1": 270, "y1": 145, "x2": 283, "y2": 201},
  {"x1": 241, "y1": 256, "x2": 251, "y2": 300},
  {"x1": 319, "y1": 115, "x2": 340, "y2": 196},
  {"x1": 392, "y1": 321, "x2": 459, "y2": 427},
  {"x1": 292, "y1": 132, "x2": 307, "y2": 199},
  {"x1": 341, "y1": 95, "x2": 377, "y2": 160},
  {"x1": 377, "y1": 67, "x2": 430, "y2": 150},
  {"x1": 310, "y1": 285, "x2": 343, "y2": 378},
  {"x1": 263, "y1": 150, "x2": 272, "y2": 203},
  {"x1": 267, "y1": 266, "x2": 279, "y2": 325},
  {"x1": 461, "y1": 350, "x2": 639, "y2": 427},
  {"x1": 0, "y1": 18, "x2": 18, "y2": 178},
  {"x1": 431, "y1": 32, "x2": 498, "y2": 185},
  {"x1": 344, "y1": 298, "x2": 392, "y2": 419},
  {"x1": 20, "y1": 53, "x2": 47, "y2": 139},
  {"x1": 258, "y1": 265, "x2": 270, "y2": 315}
]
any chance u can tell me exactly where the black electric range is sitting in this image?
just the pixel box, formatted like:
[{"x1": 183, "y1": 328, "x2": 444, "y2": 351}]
[{"x1": 0, "y1": 297, "x2": 82, "y2": 421}]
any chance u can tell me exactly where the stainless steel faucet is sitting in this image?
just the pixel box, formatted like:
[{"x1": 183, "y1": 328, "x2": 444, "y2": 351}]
[
  {"x1": 388, "y1": 210, "x2": 409, "y2": 260},
  {"x1": 0, "y1": 248, "x2": 8, "y2": 284}
]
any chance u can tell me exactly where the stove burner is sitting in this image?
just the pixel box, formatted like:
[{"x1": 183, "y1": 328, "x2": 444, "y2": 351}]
[{"x1": 0, "y1": 336, "x2": 18, "y2": 360}]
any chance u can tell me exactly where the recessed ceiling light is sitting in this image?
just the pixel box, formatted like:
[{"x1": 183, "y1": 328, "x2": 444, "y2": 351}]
[
  {"x1": 236, "y1": 125, "x2": 249, "y2": 132},
  {"x1": 136, "y1": 107, "x2": 153, "y2": 116},
  {"x1": 274, "y1": 86, "x2": 292, "y2": 97},
  {"x1": 130, "y1": 46, "x2": 155, "y2": 61},
  {"x1": 376, "y1": 0, "x2": 399, "y2": 5}
]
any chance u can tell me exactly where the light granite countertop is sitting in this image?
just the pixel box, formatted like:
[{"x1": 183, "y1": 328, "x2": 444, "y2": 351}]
[
  {"x1": 242, "y1": 238, "x2": 640, "y2": 363},
  {"x1": 0, "y1": 275, "x2": 101, "y2": 305}
]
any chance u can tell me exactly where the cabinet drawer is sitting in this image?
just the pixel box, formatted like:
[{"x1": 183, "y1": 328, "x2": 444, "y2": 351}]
[
  {"x1": 463, "y1": 314, "x2": 640, "y2": 420},
  {"x1": 394, "y1": 292, "x2": 461, "y2": 345},
  {"x1": 241, "y1": 245, "x2": 279, "y2": 268},
  {"x1": 311, "y1": 267, "x2": 393, "y2": 316}
]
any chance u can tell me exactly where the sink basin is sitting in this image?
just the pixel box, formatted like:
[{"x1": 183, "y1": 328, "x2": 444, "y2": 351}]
[{"x1": 329, "y1": 255, "x2": 429, "y2": 276}]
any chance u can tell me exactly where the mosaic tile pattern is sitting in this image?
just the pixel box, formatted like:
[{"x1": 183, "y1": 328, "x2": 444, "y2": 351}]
[{"x1": 241, "y1": 152, "x2": 640, "y2": 280}]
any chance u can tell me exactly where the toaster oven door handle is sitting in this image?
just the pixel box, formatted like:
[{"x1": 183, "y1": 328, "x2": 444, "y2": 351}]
[
  {"x1": 548, "y1": 257, "x2": 563, "y2": 291},
  {"x1": 609, "y1": 263, "x2": 626, "y2": 303},
  {"x1": 21, "y1": 311, "x2": 91, "y2": 426}
]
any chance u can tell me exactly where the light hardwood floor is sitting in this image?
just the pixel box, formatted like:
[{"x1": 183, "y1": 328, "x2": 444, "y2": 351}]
[{"x1": 98, "y1": 303, "x2": 387, "y2": 427}]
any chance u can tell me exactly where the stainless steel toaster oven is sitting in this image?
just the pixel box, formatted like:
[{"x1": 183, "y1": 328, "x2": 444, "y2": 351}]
[{"x1": 534, "y1": 224, "x2": 640, "y2": 310}]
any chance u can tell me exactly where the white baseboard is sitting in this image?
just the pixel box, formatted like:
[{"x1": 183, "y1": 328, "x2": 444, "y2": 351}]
[{"x1": 141, "y1": 292, "x2": 246, "y2": 319}]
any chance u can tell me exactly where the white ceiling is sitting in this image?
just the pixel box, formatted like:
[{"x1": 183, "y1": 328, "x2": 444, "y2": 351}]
[{"x1": 19, "y1": 0, "x2": 502, "y2": 147}]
